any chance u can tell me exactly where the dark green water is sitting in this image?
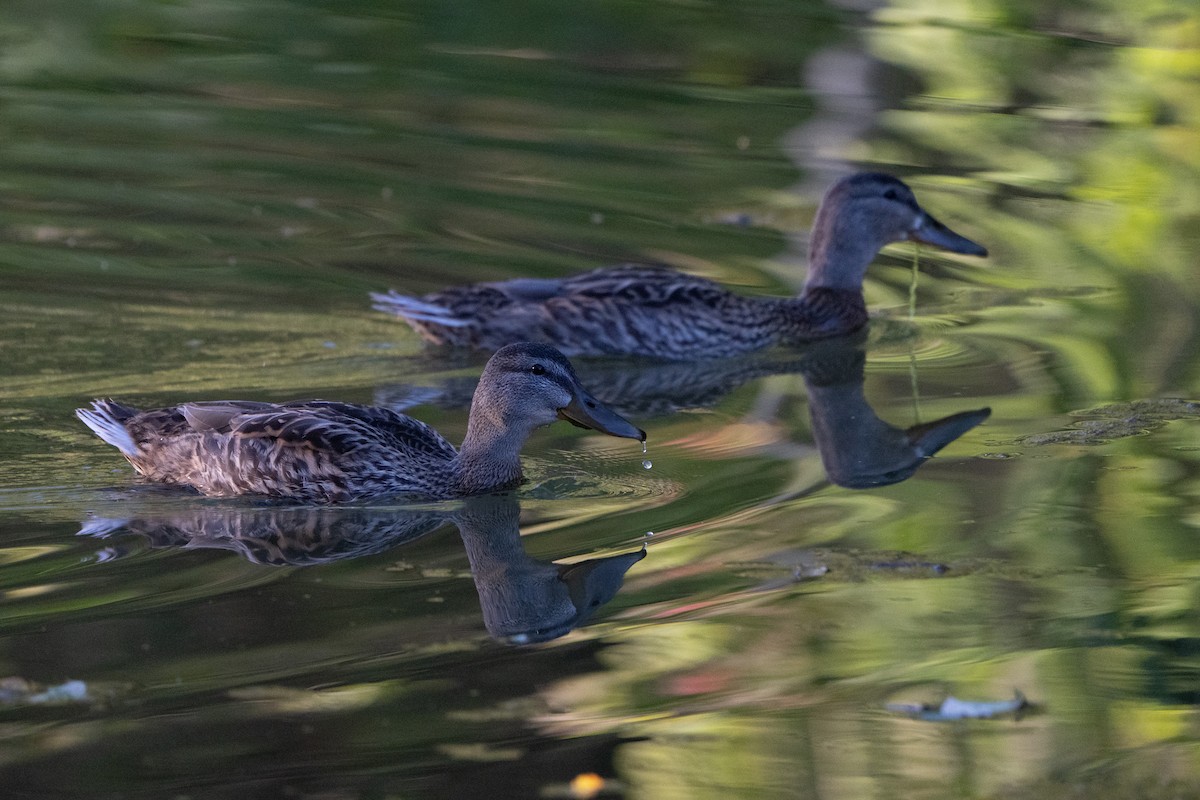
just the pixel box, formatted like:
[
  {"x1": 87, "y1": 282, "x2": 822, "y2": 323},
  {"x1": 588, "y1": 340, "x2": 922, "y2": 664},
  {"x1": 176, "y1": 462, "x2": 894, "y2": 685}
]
[{"x1": 2, "y1": 1, "x2": 1200, "y2": 797}]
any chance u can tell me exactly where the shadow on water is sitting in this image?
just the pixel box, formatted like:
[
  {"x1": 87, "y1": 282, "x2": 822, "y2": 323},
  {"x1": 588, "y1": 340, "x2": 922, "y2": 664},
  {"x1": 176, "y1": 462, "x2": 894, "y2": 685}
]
[{"x1": 79, "y1": 494, "x2": 645, "y2": 645}]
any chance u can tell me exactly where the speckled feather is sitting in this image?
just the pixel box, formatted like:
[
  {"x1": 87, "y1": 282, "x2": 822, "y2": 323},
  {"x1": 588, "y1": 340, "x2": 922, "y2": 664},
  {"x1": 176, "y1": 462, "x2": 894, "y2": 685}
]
[
  {"x1": 77, "y1": 343, "x2": 645, "y2": 503},
  {"x1": 402, "y1": 267, "x2": 865, "y2": 359},
  {"x1": 372, "y1": 173, "x2": 986, "y2": 360},
  {"x1": 90, "y1": 399, "x2": 460, "y2": 502}
]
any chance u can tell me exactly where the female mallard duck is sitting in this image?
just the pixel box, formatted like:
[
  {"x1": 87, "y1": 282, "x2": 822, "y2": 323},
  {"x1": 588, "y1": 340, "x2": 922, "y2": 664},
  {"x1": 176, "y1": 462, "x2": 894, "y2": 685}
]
[
  {"x1": 76, "y1": 343, "x2": 645, "y2": 503},
  {"x1": 372, "y1": 172, "x2": 987, "y2": 360}
]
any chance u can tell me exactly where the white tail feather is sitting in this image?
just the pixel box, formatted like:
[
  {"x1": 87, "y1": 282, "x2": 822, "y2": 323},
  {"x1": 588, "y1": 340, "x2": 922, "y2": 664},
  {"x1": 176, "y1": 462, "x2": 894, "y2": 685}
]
[
  {"x1": 77, "y1": 517, "x2": 132, "y2": 537},
  {"x1": 76, "y1": 403, "x2": 139, "y2": 457},
  {"x1": 369, "y1": 291, "x2": 472, "y2": 327}
]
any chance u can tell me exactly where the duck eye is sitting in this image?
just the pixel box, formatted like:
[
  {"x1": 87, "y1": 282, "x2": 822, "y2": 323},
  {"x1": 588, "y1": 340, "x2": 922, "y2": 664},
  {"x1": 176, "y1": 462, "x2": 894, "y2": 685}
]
[
  {"x1": 883, "y1": 188, "x2": 900, "y2": 201},
  {"x1": 530, "y1": 364, "x2": 546, "y2": 376}
]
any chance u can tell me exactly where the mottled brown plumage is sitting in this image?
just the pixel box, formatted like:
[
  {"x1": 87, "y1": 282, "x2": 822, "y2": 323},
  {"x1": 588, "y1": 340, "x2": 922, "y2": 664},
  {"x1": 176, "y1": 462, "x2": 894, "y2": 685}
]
[
  {"x1": 372, "y1": 173, "x2": 987, "y2": 360},
  {"x1": 76, "y1": 343, "x2": 644, "y2": 503}
]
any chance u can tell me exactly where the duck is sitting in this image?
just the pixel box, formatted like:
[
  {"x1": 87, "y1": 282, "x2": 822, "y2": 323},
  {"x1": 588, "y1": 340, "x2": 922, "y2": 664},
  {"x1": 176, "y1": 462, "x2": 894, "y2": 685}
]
[
  {"x1": 76, "y1": 342, "x2": 645, "y2": 503},
  {"x1": 371, "y1": 172, "x2": 988, "y2": 360}
]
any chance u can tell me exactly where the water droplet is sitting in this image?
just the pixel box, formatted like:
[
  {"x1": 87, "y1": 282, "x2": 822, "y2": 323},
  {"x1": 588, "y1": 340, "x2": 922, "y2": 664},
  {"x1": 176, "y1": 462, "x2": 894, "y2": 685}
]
[
  {"x1": 641, "y1": 441, "x2": 647, "y2": 455},
  {"x1": 645, "y1": 531, "x2": 654, "y2": 537},
  {"x1": 642, "y1": 460, "x2": 652, "y2": 470}
]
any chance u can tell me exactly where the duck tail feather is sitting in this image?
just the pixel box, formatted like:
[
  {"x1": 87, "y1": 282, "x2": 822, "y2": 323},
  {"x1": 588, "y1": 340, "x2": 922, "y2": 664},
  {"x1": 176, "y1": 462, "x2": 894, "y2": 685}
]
[
  {"x1": 369, "y1": 291, "x2": 472, "y2": 327},
  {"x1": 76, "y1": 400, "x2": 140, "y2": 457}
]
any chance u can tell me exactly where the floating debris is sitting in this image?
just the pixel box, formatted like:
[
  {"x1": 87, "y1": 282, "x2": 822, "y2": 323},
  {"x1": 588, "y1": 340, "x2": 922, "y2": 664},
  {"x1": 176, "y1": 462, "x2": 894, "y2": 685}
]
[
  {"x1": 734, "y1": 549, "x2": 830, "y2": 592},
  {"x1": 886, "y1": 690, "x2": 1029, "y2": 721},
  {"x1": 870, "y1": 559, "x2": 949, "y2": 576},
  {"x1": 1020, "y1": 399, "x2": 1200, "y2": 445},
  {"x1": 0, "y1": 677, "x2": 90, "y2": 706}
]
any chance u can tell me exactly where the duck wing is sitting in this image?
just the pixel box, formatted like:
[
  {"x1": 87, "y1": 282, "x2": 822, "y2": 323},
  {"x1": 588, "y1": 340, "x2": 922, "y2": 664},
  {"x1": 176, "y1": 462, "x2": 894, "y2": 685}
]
[
  {"x1": 548, "y1": 266, "x2": 781, "y2": 358},
  {"x1": 456, "y1": 265, "x2": 729, "y2": 307},
  {"x1": 557, "y1": 265, "x2": 730, "y2": 306},
  {"x1": 114, "y1": 401, "x2": 458, "y2": 502},
  {"x1": 391, "y1": 265, "x2": 774, "y2": 358},
  {"x1": 179, "y1": 401, "x2": 278, "y2": 432},
  {"x1": 228, "y1": 401, "x2": 459, "y2": 462}
]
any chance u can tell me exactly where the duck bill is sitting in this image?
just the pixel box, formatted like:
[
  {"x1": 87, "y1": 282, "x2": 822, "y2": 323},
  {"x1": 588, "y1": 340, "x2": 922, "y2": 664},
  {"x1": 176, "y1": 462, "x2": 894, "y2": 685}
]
[
  {"x1": 906, "y1": 407, "x2": 992, "y2": 458},
  {"x1": 909, "y1": 212, "x2": 988, "y2": 257},
  {"x1": 558, "y1": 389, "x2": 646, "y2": 442}
]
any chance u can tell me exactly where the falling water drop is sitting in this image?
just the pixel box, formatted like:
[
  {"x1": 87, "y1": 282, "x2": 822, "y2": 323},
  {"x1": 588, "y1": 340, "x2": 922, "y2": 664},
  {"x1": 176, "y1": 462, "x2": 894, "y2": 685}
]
[
  {"x1": 641, "y1": 441, "x2": 647, "y2": 455},
  {"x1": 642, "y1": 459, "x2": 653, "y2": 470}
]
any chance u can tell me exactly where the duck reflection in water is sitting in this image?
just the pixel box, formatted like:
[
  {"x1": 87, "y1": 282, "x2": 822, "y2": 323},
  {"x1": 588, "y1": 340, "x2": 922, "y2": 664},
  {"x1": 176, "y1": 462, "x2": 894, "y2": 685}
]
[
  {"x1": 372, "y1": 352, "x2": 816, "y2": 422},
  {"x1": 375, "y1": 348, "x2": 814, "y2": 419},
  {"x1": 79, "y1": 494, "x2": 643, "y2": 645},
  {"x1": 799, "y1": 340, "x2": 991, "y2": 488},
  {"x1": 378, "y1": 337, "x2": 989, "y2": 488}
]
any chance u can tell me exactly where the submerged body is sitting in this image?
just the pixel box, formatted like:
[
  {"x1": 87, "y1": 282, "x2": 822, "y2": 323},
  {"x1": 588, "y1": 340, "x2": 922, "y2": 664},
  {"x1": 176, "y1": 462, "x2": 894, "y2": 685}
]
[
  {"x1": 372, "y1": 173, "x2": 988, "y2": 360},
  {"x1": 76, "y1": 343, "x2": 644, "y2": 503}
]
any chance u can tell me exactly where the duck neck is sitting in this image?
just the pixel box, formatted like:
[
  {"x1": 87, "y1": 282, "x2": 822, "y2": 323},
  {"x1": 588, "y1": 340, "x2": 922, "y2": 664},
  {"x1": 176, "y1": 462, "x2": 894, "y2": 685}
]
[
  {"x1": 802, "y1": 214, "x2": 887, "y2": 293},
  {"x1": 452, "y1": 409, "x2": 530, "y2": 496},
  {"x1": 782, "y1": 287, "x2": 868, "y2": 340},
  {"x1": 782, "y1": 214, "x2": 880, "y2": 339}
]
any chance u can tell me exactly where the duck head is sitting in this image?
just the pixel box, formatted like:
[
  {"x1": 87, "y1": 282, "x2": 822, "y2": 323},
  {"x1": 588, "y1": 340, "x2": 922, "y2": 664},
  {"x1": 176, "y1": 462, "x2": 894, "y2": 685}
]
[
  {"x1": 804, "y1": 172, "x2": 987, "y2": 291},
  {"x1": 471, "y1": 342, "x2": 646, "y2": 442}
]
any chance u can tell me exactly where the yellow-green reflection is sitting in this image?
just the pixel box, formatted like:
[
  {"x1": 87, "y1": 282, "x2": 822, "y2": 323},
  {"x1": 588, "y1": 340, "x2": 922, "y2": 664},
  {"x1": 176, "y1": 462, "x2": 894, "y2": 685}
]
[{"x1": 0, "y1": 0, "x2": 1199, "y2": 797}]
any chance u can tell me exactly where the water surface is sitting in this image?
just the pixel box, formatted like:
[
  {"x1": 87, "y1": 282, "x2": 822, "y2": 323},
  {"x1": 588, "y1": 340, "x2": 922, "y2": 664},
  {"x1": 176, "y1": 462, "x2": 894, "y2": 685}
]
[{"x1": 2, "y1": 1, "x2": 1200, "y2": 797}]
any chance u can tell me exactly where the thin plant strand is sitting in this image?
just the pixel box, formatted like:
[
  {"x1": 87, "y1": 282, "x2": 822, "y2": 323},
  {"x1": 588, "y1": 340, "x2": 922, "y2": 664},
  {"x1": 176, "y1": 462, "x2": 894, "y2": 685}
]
[{"x1": 908, "y1": 244, "x2": 922, "y2": 422}]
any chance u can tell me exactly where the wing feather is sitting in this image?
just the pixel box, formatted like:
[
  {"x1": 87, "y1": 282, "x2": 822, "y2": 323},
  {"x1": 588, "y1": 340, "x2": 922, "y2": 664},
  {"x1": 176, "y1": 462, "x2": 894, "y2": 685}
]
[{"x1": 229, "y1": 402, "x2": 458, "y2": 462}]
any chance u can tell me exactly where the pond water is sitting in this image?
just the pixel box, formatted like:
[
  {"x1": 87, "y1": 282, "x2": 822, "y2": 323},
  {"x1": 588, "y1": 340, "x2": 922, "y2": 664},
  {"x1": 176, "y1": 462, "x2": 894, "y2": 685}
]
[{"x1": 2, "y1": 0, "x2": 1200, "y2": 797}]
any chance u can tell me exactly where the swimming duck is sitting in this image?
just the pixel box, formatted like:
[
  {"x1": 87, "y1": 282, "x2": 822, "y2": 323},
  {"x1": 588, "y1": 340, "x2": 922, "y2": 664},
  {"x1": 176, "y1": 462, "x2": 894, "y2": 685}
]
[
  {"x1": 76, "y1": 343, "x2": 645, "y2": 503},
  {"x1": 371, "y1": 172, "x2": 987, "y2": 360}
]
